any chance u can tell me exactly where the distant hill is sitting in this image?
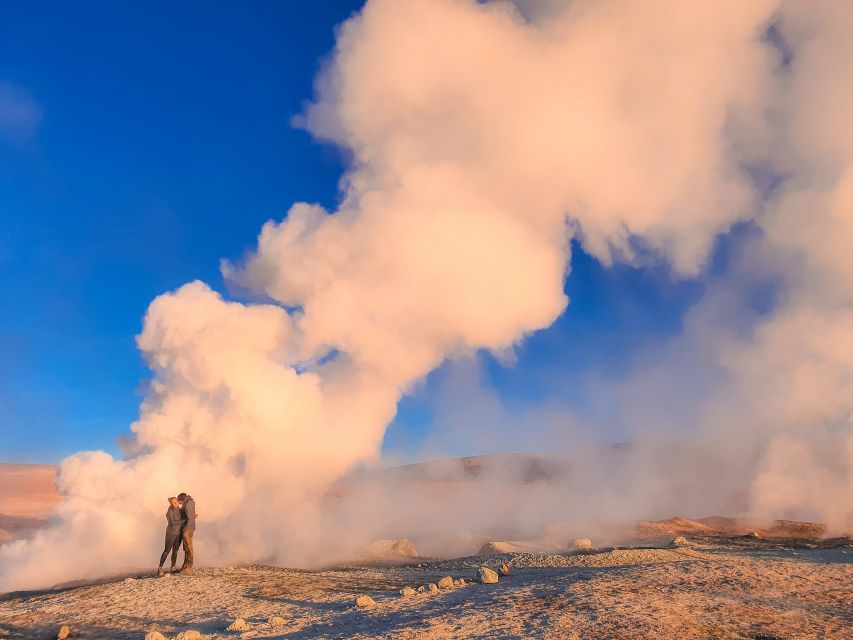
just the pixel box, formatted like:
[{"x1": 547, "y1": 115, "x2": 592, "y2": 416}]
[
  {"x1": 1, "y1": 455, "x2": 838, "y2": 546},
  {"x1": 345, "y1": 453, "x2": 573, "y2": 484},
  {"x1": 0, "y1": 463, "x2": 60, "y2": 542}
]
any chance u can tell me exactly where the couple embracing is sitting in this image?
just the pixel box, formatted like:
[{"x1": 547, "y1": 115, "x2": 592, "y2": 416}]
[{"x1": 157, "y1": 492, "x2": 197, "y2": 575}]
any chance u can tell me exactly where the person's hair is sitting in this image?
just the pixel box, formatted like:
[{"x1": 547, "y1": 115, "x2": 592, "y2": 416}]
[
  {"x1": 177, "y1": 492, "x2": 188, "y2": 501},
  {"x1": 168, "y1": 496, "x2": 177, "y2": 503}
]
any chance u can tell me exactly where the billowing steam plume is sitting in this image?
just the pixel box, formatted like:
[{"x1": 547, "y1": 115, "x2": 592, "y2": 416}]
[{"x1": 2, "y1": 0, "x2": 851, "y2": 591}]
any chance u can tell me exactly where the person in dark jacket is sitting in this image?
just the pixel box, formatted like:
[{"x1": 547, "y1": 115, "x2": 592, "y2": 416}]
[
  {"x1": 157, "y1": 497, "x2": 183, "y2": 575},
  {"x1": 176, "y1": 492, "x2": 196, "y2": 573}
]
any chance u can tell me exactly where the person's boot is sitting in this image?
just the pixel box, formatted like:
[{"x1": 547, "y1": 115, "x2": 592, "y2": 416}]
[
  {"x1": 157, "y1": 567, "x2": 164, "y2": 576},
  {"x1": 181, "y1": 566, "x2": 194, "y2": 574},
  {"x1": 169, "y1": 565, "x2": 177, "y2": 573}
]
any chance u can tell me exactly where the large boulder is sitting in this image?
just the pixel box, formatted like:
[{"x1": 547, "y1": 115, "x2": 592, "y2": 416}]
[
  {"x1": 175, "y1": 632, "x2": 204, "y2": 640},
  {"x1": 400, "y1": 586, "x2": 416, "y2": 597},
  {"x1": 56, "y1": 627, "x2": 70, "y2": 640},
  {"x1": 671, "y1": 536, "x2": 689, "y2": 547},
  {"x1": 437, "y1": 576, "x2": 454, "y2": 589},
  {"x1": 478, "y1": 566, "x2": 499, "y2": 584},
  {"x1": 144, "y1": 633, "x2": 166, "y2": 640},
  {"x1": 362, "y1": 539, "x2": 418, "y2": 562},
  {"x1": 478, "y1": 541, "x2": 515, "y2": 555}
]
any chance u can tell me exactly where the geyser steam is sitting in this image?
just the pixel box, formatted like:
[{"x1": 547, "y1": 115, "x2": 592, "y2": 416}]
[{"x1": 2, "y1": 0, "x2": 851, "y2": 591}]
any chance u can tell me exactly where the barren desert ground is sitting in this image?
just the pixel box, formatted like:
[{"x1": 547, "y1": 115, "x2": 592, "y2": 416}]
[
  {"x1": 1, "y1": 539, "x2": 851, "y2": 640},
  {"x1": 1, "y1": 462, "x2": 851, "y2": 639}
]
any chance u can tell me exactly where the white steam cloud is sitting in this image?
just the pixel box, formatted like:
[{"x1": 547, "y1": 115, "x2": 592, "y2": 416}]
[{"x1": 2, "y1": 0, "x2": 851, "y2": 591}]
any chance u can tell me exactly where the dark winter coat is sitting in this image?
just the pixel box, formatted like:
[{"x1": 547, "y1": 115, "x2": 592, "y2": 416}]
[
  {"x1": 165, "y1": 505, "x2": 183, "y2": 535},
  {"x1": 180, "y1": 496, "x2": 197, "y2": 532}
]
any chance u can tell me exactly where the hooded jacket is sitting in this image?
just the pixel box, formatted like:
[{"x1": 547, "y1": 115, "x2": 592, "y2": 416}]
[
  {"x1": 165, "y1": 505, "x2": 183, "y2": 535},
  {"x1": 180, "y1": 495, "x2": 197, "y2": 532}
]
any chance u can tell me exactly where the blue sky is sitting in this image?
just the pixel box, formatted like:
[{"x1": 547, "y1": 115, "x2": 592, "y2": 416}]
[{"x1": 2, "y1": 1, "x2": 717, "y2": 463}]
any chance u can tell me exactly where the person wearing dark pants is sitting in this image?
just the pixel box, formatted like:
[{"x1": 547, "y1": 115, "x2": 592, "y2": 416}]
[
  {"x1": 157, "y1": 497, "x2": 183, "y2": 575},
  {"x1": 177, "y1": 492, "x2": 196, "y2": 573}
]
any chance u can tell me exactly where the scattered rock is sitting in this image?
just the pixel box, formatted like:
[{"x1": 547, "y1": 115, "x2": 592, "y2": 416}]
[
  {"x1": 144, "y1": 633, "x2": 166, "y2": 640},
  {"x1": 175, "y1": 632, "x2": 204, "y2": 640},
  {"x1": 573, "y1": 537, "x2": 593, "y2": 551},
  {"x1": 427, "y1": 582, "x2": 439, "y2": 593},
  {"x1": 437, "y1": 576, "x2": 454, "y2": 589},
  {"x1": 57, "y1": 627, "x2": 70, "y2": 640},
  {"x1": 124, "y1": 578, "x2": 136, "y2": 583},
  {"x1": 268, "y1": 616, "x2": 285, "y2": 626},
  {"x1": 240, "y1": 633, "x2": 258, "y2": 639},
  {"x1": 354, "y1": 594, "x2": 377, "y2": 609},
  {"x1": 671, "y1": 536, "x2": 689, "y2": 547},
  {"x1": 499, "y1": 564, "x2": 510, "y2": 576},
  {"x1": 226, "y1": 619, "x2": 249, "y2": 631},
  {"x1": 400, "y1": 586, "x2": 416, "y2": 597},
  {"x1": 453, "y1": 578, "x2": 466, "y2": 587},
  {"x1": 746, "y1": 530, "x2": 763, "y2": 539},
  {"x1": 417, "y1": 585, "x2": 425, "y2": 592},
  {"x1": 478, "y1": 566, "x2": 499, "y2": 584}
]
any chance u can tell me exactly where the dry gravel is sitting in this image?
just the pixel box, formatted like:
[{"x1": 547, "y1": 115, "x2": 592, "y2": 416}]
[{"x1": 0, "y1": 543, "x2": 850, "y2": 639}]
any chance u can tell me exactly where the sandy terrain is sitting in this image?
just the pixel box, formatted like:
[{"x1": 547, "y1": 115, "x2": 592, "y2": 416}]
[{"x1": 1, "y1": 538, "x2": 850, "y2": 640}]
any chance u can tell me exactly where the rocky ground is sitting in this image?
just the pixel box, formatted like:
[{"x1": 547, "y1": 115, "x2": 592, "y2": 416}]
[
  {"x1": 1, "y1": 537, "x2": 850, "y2": 640},
  {"x1": 2, "y1": 463, "x2": 851, "y2": 639}
]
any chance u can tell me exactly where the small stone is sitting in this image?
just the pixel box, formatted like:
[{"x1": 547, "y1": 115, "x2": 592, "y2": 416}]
[
  {"x1": 226, "y1": 619, "x2": 250, "y2": 631},
  {"x1": 427, "y1": 582, "x2": 439, "y2": 593},
  {"x1": 573, "y1": 537, "x2": 593, "y2": 550},
  {"x1": 400, "y1": 586, "x2": 416, "y2": 597},
  {"x1": 355, "y1": 594, "x2": 377, "y2": 609},
  {"x1": 478, "y1": 566, "x2": 499, "y2": 584},
  {"x1": 417, "y1": 585, "x2": 425, "y2": 592},
  {"x1": 746, "y1": 530, "x2": 763, "y2": 539},
  {"x1": 268, "y1": 616, "x2": 286, "y2": 626},
  {"x1": 453, "y1": 578, "x2": 465, "y2": 587},
  {"x1": 175, "y1": 631, "x2": 204, "y2": 640},
  {"x1": 437, "y1": 576, "x2": 454, "y2": 589},
  {"x1": 144, "y1": 633, "x2": 166, "y2": 640},
  {"x1": 499, "y1": 564, "x2": 510, "y2": 576},
  {"x1": 671, "y1": 536, "x2": 689, "y2": 547},
  {"x1": 57, "y1": 627, "x2": 70, "y2": 640}
]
